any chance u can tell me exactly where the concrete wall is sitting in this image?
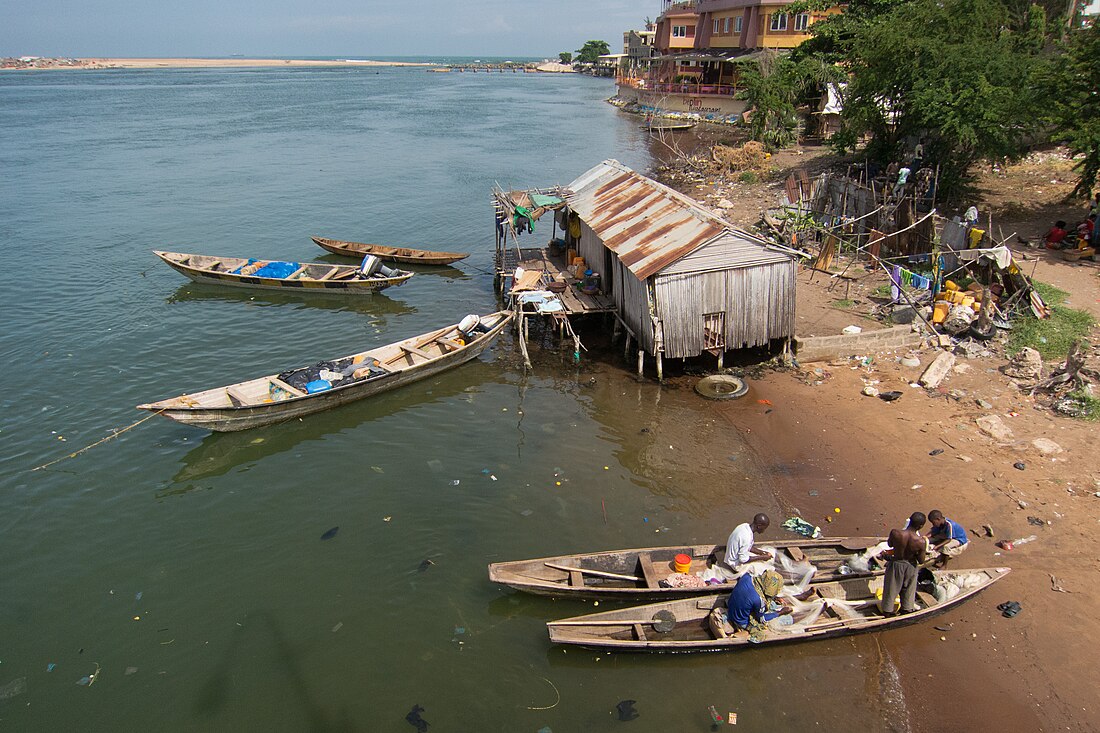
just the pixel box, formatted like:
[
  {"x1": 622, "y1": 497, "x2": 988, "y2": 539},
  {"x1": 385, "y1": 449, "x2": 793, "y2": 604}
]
[{"x1": 794, "y1": 325, "x2": 925, "y2": 363}]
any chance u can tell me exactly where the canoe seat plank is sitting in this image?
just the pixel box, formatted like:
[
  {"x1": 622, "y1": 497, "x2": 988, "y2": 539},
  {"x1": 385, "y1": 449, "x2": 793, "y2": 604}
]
[
  {"x1": 786, "y1": 546, "x2": 806, "y2": 563},
  {"x1": 568, "y1": 570, "x2": 584, "y2": 587},
  {"x1": 330, "y1": 268, "x2": 357, "y2": 281},
  {"x1": 436, "y1": 336, "x2": 465, "y2": 350},
  {"x1": 399, "y1": 344, "x2": 433, "y2": 360},
  {"x1": 632, "y1": 623, "x2": 647, "y2": 641},
  {"x1": 206, "y1": 260, "x2": 222, "y2": 271},
  {"x1": 269, "y1": 377, "x2": 307, "y2": 397},
  {"x1": 318, "y1": 267, "x2": 340, "y2": 281},
  {"x1": 287, "y1": 265, "x2": 309, "y2": 280},
  {"x1": 225, "y1": 385, "x2": 250, "y2": 407},
  {"x1": 636, "y1": 553, "x2": 666, "y2": 589}
]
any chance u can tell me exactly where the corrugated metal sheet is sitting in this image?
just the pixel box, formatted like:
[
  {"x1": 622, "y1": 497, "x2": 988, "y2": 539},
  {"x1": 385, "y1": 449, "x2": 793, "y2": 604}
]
[
  {"x1": 654, "y1": 261, "x2": 796, "y2": 358},
  {"x1": 661, "y1": 232, "x2": 791, "y2": 275},
  {"x1": 566, "y1": 160, "x2": 787, "y2": 280}
]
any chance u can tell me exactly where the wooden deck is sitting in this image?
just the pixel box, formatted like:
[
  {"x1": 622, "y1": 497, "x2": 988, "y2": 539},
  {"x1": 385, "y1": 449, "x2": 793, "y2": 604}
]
[{"x1": 511, "y1": 247, "x2": 616, "y2": 315}]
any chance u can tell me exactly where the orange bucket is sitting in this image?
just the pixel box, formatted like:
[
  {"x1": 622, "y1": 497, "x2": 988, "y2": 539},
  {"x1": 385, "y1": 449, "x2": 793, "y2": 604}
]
[{"x1": 673, "y1": 553, "x2": 691, "y2": 573}]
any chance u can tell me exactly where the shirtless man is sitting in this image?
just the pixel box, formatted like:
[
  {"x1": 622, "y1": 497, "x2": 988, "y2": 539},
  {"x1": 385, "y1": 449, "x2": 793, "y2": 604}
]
[{"x1": 880, "y1": 512, "x2": 927, "y2": 616}]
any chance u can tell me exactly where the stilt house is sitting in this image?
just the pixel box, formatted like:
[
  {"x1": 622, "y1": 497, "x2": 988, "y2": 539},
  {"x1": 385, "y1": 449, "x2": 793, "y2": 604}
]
[{"x1": 560, "y1": 160, "x2": 796, "y2": 366}]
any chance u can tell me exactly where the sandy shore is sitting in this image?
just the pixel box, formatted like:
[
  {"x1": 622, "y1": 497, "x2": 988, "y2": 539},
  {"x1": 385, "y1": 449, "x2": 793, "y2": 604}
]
[{"x1": 4, "y1": 58, "x2": 433, "y2": 71}]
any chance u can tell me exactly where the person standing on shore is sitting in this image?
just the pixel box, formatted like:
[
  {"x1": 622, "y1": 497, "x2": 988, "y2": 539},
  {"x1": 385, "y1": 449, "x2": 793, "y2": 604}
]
[
  {"x1": 880, "y1": 512, "x2": 927, "y2": 616},
  {"x1": 715, "y1": 513, "x2": 774, "y2": 580},
  {"x1": 926, "y1": 510, "x2": 969, "y2": 567}
]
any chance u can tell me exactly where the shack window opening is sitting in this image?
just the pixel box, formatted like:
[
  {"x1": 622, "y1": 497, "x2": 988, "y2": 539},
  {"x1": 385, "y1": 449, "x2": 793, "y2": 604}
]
[{"x1": 703, "y1": 312, "x2": 726, "y2": 352}]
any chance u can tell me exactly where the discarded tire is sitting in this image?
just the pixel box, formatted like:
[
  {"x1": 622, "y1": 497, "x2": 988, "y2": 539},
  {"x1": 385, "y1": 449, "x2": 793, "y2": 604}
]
[
  {"x1": 969, "y1": 320, "x2": 996, "y2": 341},
  {"x1": 695, "y1": 375, "x2": 748, "y2": 400}
]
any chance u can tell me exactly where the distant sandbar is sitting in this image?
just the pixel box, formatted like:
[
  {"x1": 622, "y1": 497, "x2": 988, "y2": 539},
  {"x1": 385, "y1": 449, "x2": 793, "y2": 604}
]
[{"x1": 2, "y1": 57, "x2": 433, "y2": 71}]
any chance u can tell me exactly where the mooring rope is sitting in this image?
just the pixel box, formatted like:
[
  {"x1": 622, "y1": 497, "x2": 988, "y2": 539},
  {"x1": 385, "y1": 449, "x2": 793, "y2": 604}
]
[{"x1": 31, "y1": 408, "x2": 167, "y2": 472}]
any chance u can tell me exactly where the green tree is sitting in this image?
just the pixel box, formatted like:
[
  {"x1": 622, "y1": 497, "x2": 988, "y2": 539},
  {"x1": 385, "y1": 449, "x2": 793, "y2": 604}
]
[
  {"x1": 827, "y1": 0, "x2": 1045, "y2": 201},
  {"x1": 1045, "y1": 22, "x2": 1100, "y2": 195},
  {"x1": 559, "y1": 52, "x2": 573, "y2": 64},
  {"x1": 738, "y1": 52, "x2": 843, "y2": 150},
  {"x1": 575, "y1": 40, "x2": 611, "y2": 64}
]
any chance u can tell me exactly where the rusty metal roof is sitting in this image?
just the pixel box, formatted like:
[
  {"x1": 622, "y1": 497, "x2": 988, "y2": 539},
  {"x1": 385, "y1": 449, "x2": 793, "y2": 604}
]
[{"x1": 565, "y1": 160, "x2": 789, "y2": 280}]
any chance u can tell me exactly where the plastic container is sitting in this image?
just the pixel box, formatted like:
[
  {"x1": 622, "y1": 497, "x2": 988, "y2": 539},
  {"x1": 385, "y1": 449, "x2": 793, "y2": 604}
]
[
  {"x1": 933, "y1": 301, "x2": 950, "y2": 324},
  {"x1": 673, "y1": 553, "x2": 691, "y2": 573},
  {"x1": 944, "y1": 280, "x2": 959, "y2": 291},
  {"x1": 305, "y1": 379, "x2": 332, "y2": 394}
]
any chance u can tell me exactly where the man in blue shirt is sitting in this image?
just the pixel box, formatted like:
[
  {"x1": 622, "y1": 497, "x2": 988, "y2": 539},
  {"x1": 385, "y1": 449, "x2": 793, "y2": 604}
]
[{"x1": 927, "y1": 509, "x2": 969, "y2": 568}]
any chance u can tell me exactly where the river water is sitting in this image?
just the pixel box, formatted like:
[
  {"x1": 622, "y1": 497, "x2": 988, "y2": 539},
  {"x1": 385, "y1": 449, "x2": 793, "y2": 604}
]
[{"x1": 0, "y1": 66, "x2": 901, "y2": 731}]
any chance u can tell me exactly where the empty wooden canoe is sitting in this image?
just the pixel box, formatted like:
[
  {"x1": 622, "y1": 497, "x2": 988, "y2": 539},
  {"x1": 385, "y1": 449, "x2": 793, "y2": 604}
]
[
  {"x1": 311, "y1": 237, "x2": 469, "y2": 266},
  {"x1": 154, "y1": 250, "x2": 412, "y2": 294},
  {"x1": 137, "y1": 311, "x2": 513, "y2": 431},
  {"x1": 547, "y1": 567, "x2": 1011, "y2": 651},
  {"x1": 488, "y1": 537, "x2": 884, "y2": 600}
]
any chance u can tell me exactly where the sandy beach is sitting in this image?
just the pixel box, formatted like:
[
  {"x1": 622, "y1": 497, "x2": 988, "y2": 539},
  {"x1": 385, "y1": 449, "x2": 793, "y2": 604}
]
[{"x1": 3, "y1": 57, "x2": 433, "y2": 70}]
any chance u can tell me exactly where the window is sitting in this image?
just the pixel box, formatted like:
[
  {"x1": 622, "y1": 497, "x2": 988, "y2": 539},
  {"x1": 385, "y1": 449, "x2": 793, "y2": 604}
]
[
  {"x1": 714, "y1": 19, "x2": 721, "y2": 33},
  {"x1": 795, "y1": 13, "x2": 811, "y2": 31},
  {"x1": 672, "y1": 25, "x2": 687, "y2": 37},
  {"x1": 734, "y1": 16, "x2": 743, "y2": 33},
  {"x1": 770, "y1": 13, "x2": 788, "y2": 31},
  {"x1": 703, "y1": 312, "x2": 726, "y2": 351},
  {"x1": 723, "y1": 17, "x2": 731, "y2": 33}
]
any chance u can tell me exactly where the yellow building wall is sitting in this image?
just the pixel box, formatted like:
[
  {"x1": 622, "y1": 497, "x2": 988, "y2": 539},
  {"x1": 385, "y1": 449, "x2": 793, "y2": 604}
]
[
  {"x1": 707, "y1": 11, "x2": 745, "y2": 49},
  {"x1": 758, "y1": 8, "x2": 838, "y2": 49}
]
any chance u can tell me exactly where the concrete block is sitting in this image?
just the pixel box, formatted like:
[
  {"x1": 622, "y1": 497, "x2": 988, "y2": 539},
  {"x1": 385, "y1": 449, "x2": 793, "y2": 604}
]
[{"x1": 918, "y1": 351, "x2": 956, "y2": 388}]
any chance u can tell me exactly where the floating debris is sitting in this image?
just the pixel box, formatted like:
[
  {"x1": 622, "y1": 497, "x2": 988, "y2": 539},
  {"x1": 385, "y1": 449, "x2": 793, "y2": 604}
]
[{"x1": 320, "y1": 526, "x2": 339, "y2": 540}]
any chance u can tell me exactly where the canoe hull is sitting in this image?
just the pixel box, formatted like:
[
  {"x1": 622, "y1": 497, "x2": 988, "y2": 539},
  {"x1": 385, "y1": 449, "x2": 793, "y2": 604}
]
[
  {"x1": 488, "y1": 537, "x2": 883, "y2": 600},
  {"x1": 139, "y1": 313, "x2": 512, "y2": 431},
  {"x1": 157, "y1": 251, "x2": 411, "y2": 295},
  {"x1": 311, "y1": 237, "x2": 469, "y2": 266},
  {"x1": 546, "y1": 567, "x2": 1010, "y2": 652}
]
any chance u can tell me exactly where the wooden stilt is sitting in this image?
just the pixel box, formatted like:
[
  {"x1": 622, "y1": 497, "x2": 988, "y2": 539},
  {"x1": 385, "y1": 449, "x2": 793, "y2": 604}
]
[
  {"x1": 656, "y1": 350, "x2": 663, "y2": 381},
  {"x1": 637, "y1": 349, "x2": 644, "y2": 378},
  {"x1": 624, "y1": 334, "x2": 632, "y2": 361},
  {"x1": 717, "y1": 350, "x2": 724, "y2": 369}
]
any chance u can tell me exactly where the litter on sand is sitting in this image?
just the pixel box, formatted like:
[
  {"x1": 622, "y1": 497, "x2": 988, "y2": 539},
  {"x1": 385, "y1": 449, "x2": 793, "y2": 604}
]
[
  {"x1": 781, "y1": 516, "x2": 822, "y2": 538},
  {"x1": 997, "y1": 601, "x2": 1022, "y2": 618}
]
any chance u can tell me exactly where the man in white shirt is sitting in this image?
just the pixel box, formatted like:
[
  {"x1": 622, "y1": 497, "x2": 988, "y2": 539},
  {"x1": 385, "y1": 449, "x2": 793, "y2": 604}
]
[{"x1": 715, "y1": 513, "x2": 773, "y2": 579}]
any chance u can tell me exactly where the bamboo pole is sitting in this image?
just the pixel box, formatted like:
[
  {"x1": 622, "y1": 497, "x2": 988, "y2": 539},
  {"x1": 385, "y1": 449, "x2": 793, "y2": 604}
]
[{"x1": 543, "y1": 562, "x2": 642, "y2": 582}]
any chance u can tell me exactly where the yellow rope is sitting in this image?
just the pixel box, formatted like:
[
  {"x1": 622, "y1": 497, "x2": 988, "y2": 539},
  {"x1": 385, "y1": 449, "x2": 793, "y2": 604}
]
[{"x1": 32, "y1": 409, "x2": 167, "y2": 472}]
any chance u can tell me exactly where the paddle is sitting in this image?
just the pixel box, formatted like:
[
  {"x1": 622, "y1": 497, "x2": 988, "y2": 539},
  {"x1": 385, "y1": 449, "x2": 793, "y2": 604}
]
[
  {"x1": 551, "y1": 610, "x2": 677, "y2": 633},
  {"x1": 543, "y1": 562, "x2": 642, "y2": 582}
]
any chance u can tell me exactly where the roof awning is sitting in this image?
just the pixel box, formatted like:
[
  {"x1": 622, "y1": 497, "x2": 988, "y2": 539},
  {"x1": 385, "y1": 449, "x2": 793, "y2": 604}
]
[{"x1": 654, "y1": 49, "x2": 782, "y2": 63}]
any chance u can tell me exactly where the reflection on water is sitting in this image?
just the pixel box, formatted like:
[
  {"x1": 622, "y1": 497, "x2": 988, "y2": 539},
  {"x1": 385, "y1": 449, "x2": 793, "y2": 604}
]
[
  {"x1": 168, "y1": 363, "x2": 499, "y2": 487},
  {"x1": 165, "y1": 282, "x2": 418, "y2": 316}
]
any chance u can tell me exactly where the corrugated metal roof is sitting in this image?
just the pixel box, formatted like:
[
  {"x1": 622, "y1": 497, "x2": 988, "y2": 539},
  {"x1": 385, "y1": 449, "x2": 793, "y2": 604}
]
[{"x1": 565, "y1": 160, "x2": 790, "y2": 280}]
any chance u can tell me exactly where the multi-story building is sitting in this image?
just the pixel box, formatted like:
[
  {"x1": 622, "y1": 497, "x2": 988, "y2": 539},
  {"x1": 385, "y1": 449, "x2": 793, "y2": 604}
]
[{"x1": 617, "y1": 0, "x2": 842, "y2": 118}]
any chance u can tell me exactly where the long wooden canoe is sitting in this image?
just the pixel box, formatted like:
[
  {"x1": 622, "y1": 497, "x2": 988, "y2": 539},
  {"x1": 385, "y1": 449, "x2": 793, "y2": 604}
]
[
  {"x1": 488, "y1": 537, "x2": 884, "y2": 600},
  {"x1": 311, "y1": 237, "x2": 469, "y2": 266},
  {"x1": 137, "y1": 311, "x2": 513, "y2": 431},
  {"x1": 154, "y1": 250, "x2": 413, "y2": 294},
  {"x1": 547, "y1": 567, "x2": 1010, "y2": 652},
  {"x1": 642, "y1": 121, "x2": 697, "y2": 132}
]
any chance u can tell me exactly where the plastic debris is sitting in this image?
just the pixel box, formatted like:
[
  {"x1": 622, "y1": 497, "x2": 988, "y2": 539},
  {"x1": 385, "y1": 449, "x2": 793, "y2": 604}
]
[
  {"x1": 929, "y1": 448, "x2": 944, "y2": 456},
  {"x1": 332, "y1": 622, "x2": 343, "y2": 633},
  {"x1": 878, "y1": 391, "x2": 903, "y2": 401},
  {"x1": 997, "y1": 601, "x2": 1022, "y2": 618},
  {"x1": 76, "y1": 663, "x2": 101, "y2": 687},
  {"x1": 321, "y1": 526, "x2": 339, "y2": 541},
  {"x1": 781, "y1": 516, "x2": 822, "y2": 539},
  {"x1": 1013, "y1": 462, "x2": 1026, "y2": 471},
  {"x1": 616, "y1": 699, "x2": 639, "y2": 721},
  {"x1": 709, "y1": 705, "x2": 722, "y2": 724},
  {"x1": 135, "y1": 592, "x2": 143, "y2": 601},
  {"x1": 124, "y1": 667, "x2": 138, "y2": 675},
  {"x1": 46, "y1": 663, "x2": 56, "y2": 672},
  {"x1": 405, "y1": 704, "x2": 429, "y2": 732},
  {"x1": 0, "y1": 677, "x2": 27, "y2": 700},
  {"x1": 417, "y1": 558, "x2": 435, "y2": 572},
  {"x1": 450, "y1": 480, "x2": 460, "y2": 486},
  {"x1": 371, "y1": 466, "x2": 384, "y2": 473}
]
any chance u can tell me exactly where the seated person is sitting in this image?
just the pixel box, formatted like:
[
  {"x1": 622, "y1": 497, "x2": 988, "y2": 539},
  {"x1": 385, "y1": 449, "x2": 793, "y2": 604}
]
[
  {"x1": 712, "y1": 513, "x2": 774, "y2": 580},
  {"x1": 1042, "y1": 221, "x2": 1069, "y2": 249},
  {"x1": 926, "y1": 510, "x2": 969, "y2": 568},
  {"x1": 1075, "y1": 215, "x2": 1095, "y2": 248},
  {"x1": 716, "y1": 570, "x2": 791, "y2": 643}
]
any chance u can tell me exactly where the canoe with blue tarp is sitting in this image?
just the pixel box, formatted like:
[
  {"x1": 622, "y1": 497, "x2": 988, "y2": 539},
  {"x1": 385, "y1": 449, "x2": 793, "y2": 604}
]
[
  {"x1": 153, "y1": 250, "x2": 413, "y2": 294},
  {"x1": 137, "y1": 311, "x2": 514, "y2": 431}
]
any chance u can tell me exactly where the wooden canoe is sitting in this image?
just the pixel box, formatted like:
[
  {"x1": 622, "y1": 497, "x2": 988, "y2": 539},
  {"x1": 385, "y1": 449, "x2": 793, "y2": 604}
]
[
  {"x1": 311, "y1": 237, "x2": 469, "y2": 266},
  {"x1": 547, "y1": 567, "x2": 1010, "y2": 652},
  {"x1": 137, "y1": 311, "x2": 513, "y2": 432},
  {"x1": 154, "y1": 250, "x2": 413, "y2": 294},
  {"x1": 643, "y1": 122, "x2": 696, "y2": 132},
  {"x1": 488, "y1": 537, "x2": 885, "y2": 600}
]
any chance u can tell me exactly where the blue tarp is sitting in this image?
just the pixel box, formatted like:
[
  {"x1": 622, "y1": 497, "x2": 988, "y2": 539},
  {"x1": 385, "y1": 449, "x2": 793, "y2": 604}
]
[{"x1": 252, "y1": 261, "x2": 301, "y2": 279}]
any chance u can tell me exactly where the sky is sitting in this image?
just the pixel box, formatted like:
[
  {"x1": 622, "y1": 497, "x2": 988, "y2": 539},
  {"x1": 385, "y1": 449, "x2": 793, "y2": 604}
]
[{"x1": 1, "y1": 0, "x2": 657, "y2": 59}]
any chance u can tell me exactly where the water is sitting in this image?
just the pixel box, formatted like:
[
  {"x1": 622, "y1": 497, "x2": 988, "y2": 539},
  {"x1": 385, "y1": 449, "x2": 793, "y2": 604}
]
[{"x1": 0, "y1": 67, "x2": 899, "y2": 731}]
